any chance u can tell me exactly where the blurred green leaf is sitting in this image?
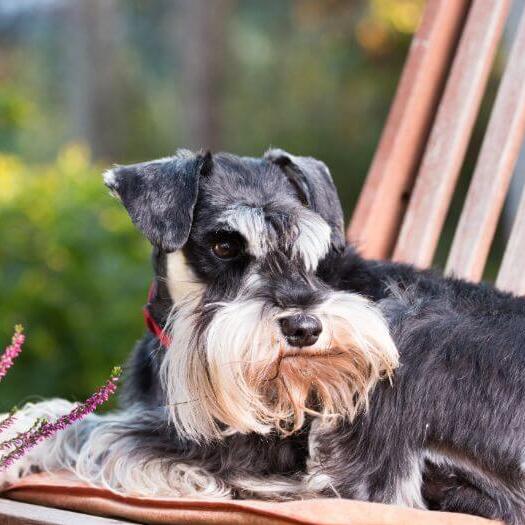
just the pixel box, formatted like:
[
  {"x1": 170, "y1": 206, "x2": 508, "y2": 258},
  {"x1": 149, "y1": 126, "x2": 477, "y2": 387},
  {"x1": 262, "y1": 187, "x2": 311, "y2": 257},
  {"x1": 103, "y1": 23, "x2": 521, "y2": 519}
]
[{"x1": 0, "y1": 145, "x2": 150, "y2": 409}]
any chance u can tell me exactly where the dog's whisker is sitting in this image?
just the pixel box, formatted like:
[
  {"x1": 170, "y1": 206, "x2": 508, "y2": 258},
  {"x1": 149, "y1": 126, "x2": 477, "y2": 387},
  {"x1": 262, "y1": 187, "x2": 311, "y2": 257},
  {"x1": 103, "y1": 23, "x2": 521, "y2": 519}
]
[
  {"x1": 163, "y1": 399, "x2": 201, "y2": 407},
  {"x1": 219, "y1": 357, "x2": 275, "y2": 368}
]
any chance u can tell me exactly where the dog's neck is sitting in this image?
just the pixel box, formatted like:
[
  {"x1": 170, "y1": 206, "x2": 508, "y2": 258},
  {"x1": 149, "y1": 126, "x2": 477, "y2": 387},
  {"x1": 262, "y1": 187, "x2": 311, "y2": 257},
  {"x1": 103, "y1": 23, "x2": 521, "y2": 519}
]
[{"x1": 145, "y1": 248, "x2": 174, "y2": 345}]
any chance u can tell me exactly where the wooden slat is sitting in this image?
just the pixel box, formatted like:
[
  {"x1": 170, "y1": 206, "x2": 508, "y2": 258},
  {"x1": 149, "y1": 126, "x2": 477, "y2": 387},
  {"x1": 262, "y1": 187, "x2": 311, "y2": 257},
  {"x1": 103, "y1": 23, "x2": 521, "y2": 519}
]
[
  {"x1": 446, "y1": 8, "x2": 525, "y2": 281},
  {"x1": 0, "y1": 498, "x2": 131, "y2": 525},
  {"x1": 392, "y1": 0, "x2": 511, "y2": 268},
  {"x1": 347, "y1": 0, "x2": 470, "y2": 259},
  {"x1": 497, "y1": 185, "x2": 525, "y2": 295}
]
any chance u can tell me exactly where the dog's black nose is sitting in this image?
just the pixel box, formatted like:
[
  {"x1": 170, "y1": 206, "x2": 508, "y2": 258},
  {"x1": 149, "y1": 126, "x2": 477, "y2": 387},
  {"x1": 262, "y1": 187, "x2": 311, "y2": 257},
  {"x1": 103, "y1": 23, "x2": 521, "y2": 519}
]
[{"x1": 279, "y1": 314, "x2": 322, "y2": 347}]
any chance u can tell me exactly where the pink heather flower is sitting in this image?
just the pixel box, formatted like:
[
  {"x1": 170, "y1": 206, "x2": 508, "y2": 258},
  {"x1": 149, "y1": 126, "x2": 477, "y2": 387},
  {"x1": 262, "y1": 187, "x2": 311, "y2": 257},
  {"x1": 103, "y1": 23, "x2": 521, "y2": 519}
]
[
  {"x1": 0, "y1": 408, "x2": 18, "y2": 434},
  {"x1": 0, "y1": 417, "x2": 45, "y2": 452},
  {"x1": 0, "y1": 366, "x2": 121, "y2": 471},
  {"x1": 0, "y1": 325, "x2": 25, "y2": 382}
]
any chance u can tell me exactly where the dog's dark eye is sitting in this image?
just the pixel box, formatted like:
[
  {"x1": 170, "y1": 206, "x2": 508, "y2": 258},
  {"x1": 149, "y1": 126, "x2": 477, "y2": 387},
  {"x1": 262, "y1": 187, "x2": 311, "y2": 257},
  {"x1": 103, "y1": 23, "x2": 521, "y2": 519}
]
[{"x1": 211, "y1": 237, "x2": 242, "y2": 259}]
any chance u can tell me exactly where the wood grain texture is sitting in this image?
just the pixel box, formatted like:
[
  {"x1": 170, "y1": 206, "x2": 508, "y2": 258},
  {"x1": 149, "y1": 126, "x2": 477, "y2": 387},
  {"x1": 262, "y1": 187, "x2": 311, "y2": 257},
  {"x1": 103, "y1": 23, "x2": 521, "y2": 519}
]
[
  {"x1": 446, "y1": 8, "x2": 525, "y2": 281},
  {"x1": 497, "y1": 183, "x2": 525, "y2": 295},
  {"x1": 347, "y1": 0, "x2": 470, "y2": 259},
  {"x1": 392, "y1": 0, "x2": 511, "y2": 268},
  {"x1": 0, "y1": 498, "x2": 132, "y2": 525}
]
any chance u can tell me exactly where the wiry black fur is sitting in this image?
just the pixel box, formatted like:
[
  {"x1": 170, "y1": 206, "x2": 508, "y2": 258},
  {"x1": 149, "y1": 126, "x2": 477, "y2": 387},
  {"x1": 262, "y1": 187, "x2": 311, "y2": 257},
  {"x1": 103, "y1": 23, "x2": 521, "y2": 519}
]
[
  {"x1": 109, "y1": 150, "x2": 525, "y2": 524},
  {"x1": 320, "y1": 253, "x2": 525, "y2": 523}
]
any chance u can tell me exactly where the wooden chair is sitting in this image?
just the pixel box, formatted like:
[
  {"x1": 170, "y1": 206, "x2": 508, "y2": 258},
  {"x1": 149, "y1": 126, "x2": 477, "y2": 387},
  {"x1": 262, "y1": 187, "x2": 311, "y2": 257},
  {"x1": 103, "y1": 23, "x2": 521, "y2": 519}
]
[
  {"x1": 2, "y1": 0, "x2": 525, "y2": 523},
  {"x1": 348, "y1": 0, "x2": 525, "y2": 294}
]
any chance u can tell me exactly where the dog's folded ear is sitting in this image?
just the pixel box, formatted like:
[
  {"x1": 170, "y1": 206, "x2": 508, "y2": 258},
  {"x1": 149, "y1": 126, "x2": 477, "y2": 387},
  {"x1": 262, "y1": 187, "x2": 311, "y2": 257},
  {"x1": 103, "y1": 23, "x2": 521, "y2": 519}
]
[
  {"x1": 264, "y1": 148, "x2": 345, "y2": 250},
  {"x1": 103, "y1": 151, "x2": 212, "y2": 252}
]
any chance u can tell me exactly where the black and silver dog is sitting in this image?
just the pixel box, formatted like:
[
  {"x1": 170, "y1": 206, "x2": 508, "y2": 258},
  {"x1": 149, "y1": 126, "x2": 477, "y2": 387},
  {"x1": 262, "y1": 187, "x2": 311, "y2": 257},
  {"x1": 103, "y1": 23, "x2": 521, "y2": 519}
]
[{"x1": 4, "y1": 149, "x2": 525, "y2": 523}]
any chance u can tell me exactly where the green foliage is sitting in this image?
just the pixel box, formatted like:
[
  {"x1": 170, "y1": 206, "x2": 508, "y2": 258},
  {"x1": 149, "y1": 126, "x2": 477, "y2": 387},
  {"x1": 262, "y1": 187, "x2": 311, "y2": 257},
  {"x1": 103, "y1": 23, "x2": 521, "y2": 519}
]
[
  {"x1": 0, "y1": 145, "x2": 150, "y2": 408},
  {"x1": 224, "y1": 0, "x2": 418, "y2": 216}
]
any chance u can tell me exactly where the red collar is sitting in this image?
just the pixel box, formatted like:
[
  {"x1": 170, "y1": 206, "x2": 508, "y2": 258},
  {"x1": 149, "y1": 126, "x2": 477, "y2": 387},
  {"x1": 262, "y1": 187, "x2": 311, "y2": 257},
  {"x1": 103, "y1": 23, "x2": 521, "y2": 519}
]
[{"x1": 143, "y1": 282, "x2": 172, "y2": 348}]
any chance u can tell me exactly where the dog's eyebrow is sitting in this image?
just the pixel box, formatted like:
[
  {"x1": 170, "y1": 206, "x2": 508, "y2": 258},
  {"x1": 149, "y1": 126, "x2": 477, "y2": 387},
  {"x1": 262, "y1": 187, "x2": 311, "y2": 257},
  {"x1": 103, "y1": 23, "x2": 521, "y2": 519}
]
[
  {"x1": 217, "y1": 205, "x2": 331, "y2": 271},
  {"x1": 292, "y1": 210, "x2": 331, "y2": 272},
  {"x1": 219, "y1": 206, "x2": 269, "y2": 258}
]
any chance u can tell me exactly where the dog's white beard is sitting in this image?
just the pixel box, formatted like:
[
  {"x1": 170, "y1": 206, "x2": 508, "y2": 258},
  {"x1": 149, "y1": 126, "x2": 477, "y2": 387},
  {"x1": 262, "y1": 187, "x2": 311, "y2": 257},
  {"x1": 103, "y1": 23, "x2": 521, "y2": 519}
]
[{"x1": 161, "y1": 291, "x2": 399, "y2": 442}]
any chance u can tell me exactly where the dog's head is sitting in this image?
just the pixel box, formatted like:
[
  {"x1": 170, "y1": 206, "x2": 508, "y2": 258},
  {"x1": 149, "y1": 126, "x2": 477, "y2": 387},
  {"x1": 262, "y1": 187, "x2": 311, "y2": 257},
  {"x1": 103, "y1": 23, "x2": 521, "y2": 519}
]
[{"x1": 104, "y1": 149, "x2": 398, "y2": 442}]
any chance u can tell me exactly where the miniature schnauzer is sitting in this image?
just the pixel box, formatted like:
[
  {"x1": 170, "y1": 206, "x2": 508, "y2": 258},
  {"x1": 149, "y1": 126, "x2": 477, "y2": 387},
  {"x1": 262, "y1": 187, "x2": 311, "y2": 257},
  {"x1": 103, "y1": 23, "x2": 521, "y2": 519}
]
[{"x1": 4, "y1": 149, "x2": 525, "y2": 524}]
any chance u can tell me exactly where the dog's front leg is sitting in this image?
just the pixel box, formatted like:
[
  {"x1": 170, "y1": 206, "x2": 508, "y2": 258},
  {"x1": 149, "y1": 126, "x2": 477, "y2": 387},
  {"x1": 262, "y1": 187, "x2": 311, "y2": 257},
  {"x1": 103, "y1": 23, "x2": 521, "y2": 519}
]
[
  {"x1": 422, "y1": 460, "x2": 524, "y2": 525},
  {"x1": 0, "y1": 400, "x2": 233, "y2": 499},
  {"x1": 0, "y1": 399, "x2": 96, "y2": 488},
  {"x1": 309, "y1": 423, "x2": 427, "y2": 508}
]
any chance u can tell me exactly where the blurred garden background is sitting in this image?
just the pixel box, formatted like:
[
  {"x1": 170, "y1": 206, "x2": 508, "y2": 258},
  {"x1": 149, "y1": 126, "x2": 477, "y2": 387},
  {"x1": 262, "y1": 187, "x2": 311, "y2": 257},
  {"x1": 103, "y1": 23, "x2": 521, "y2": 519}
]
[{"x1": 0, "y1": 0, "x2": 523, "y2": 408}]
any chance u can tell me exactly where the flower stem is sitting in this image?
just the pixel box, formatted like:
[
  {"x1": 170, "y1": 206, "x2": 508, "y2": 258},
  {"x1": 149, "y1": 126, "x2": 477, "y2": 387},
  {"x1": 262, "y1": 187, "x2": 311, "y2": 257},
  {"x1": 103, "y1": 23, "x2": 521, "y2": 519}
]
[
  {"x1": 0, "y1": 367, "x2": 121, "y2": 471},
  {"x1": 0, "y1": 325, "x2": 25, "y2": 382}
]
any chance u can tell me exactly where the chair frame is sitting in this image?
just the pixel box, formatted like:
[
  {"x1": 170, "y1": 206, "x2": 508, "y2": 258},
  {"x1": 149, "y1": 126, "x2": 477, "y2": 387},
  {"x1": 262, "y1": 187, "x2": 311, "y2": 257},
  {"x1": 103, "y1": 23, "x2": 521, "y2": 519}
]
[{"x1": 348, "y1": 0, "x2": 525, "y2": 296}]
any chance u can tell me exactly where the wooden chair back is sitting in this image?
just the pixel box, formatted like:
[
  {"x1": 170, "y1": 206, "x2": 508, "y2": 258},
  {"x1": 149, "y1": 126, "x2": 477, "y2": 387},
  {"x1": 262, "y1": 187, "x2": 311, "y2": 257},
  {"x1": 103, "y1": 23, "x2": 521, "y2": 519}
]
[{"x1": 347, "y1": 0, "x2": 525, "y2": 294}]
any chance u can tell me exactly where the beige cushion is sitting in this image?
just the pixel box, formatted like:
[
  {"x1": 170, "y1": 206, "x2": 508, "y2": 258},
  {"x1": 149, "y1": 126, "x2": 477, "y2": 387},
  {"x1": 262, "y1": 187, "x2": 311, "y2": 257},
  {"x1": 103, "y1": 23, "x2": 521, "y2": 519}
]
[{"x1": 0, "y1": 472, "x2": 501, "y2": 525}]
